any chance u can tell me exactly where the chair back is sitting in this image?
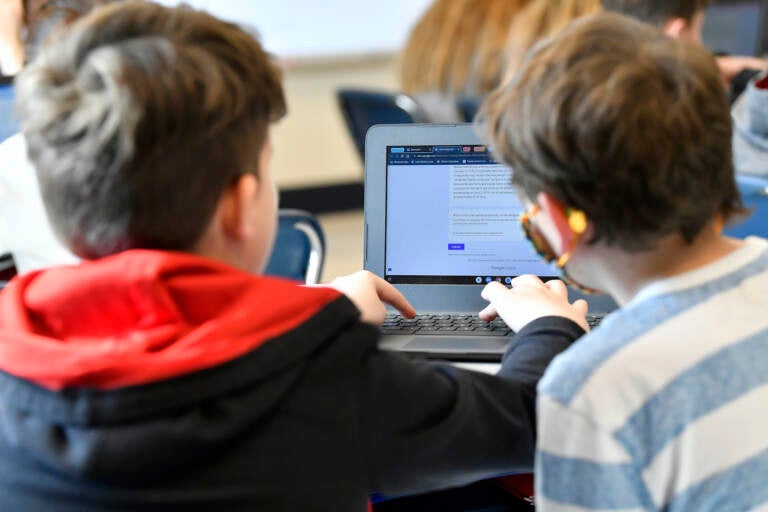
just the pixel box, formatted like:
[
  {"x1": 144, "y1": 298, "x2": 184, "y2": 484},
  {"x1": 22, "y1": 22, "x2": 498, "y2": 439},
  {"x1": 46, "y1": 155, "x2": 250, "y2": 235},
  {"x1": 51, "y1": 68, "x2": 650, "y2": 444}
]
[
  {"x1": 0, "y1": 253, "x2": 16, "y2": 290},
  {"x1": 724, "y1": 174, "x2": 768, "y2": 239},
  {"x1": 337, "y1": 88, "x2": 425, "y2": 160},
  {"x1": 0, "y1": 83, "x2": 18, "y2": 143},
  {"x1": 457, "y1": 96, "x2": 483, "y2": 123},
  {"x1": 264, "y1": 209, "x2": 325, "y2": 285}
]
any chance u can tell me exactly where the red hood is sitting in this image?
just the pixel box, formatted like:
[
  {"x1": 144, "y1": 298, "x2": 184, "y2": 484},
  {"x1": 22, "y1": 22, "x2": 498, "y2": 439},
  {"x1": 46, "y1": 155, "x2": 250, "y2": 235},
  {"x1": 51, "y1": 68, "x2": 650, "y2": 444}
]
[{"x1": 0, "y1": 250, "x2": 342, "y2": 390}]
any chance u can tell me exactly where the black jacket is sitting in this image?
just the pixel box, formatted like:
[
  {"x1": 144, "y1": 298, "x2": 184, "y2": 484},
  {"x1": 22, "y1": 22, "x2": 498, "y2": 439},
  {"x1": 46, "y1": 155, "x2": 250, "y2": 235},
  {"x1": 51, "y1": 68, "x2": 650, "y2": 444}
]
[{"x1": 0, "y1": 251, "x2": 583, "y2": 511}]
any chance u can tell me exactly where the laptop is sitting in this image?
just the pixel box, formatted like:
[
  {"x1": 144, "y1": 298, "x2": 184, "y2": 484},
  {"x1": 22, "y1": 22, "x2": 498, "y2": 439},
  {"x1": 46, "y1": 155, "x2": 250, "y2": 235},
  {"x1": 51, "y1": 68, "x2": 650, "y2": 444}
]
[{"x1": 363, "y1": 124, "x2": 617, "y2": 361}]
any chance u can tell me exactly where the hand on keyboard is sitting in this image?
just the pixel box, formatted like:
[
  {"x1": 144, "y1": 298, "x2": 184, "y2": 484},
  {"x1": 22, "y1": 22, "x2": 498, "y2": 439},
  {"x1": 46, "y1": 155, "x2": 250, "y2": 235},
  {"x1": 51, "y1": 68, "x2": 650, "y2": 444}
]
[
  {"x1": 479, "y1": 276, "x2": 590, "y2": 333},
  {"x1": 326, "y1": 271, "x2": 416, "y2": 325}
]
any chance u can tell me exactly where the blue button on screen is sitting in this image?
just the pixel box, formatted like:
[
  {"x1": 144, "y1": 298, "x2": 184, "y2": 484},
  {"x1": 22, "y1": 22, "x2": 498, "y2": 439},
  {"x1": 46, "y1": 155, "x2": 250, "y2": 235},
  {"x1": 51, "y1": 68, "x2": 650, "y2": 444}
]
[{"x1": 448, "y1": 243, "x2": 465, "y2": 250}]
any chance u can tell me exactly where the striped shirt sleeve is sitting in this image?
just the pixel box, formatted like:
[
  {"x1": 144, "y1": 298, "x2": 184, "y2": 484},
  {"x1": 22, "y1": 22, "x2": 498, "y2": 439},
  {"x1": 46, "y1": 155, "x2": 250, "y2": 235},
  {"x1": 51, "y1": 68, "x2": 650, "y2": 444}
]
[{"x1": 535, "y1": 395, "x2": 653, "y2": 512}]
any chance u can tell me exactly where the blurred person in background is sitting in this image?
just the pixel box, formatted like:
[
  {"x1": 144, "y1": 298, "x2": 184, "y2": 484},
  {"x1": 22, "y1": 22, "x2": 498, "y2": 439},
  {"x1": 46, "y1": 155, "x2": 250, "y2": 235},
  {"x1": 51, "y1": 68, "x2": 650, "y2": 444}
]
[
  {"x1": 0, "y1": 0, "x2": 114, "y2": 274},
  {"x1": 601, "y1": 0, "x2": 767, "y2": 100},
  {"x1": 400, "y1": 0, "x2": 530, "y2": 122},
  {"x1": 503, "y1": 0, "x2": 602, "y2": 78}
]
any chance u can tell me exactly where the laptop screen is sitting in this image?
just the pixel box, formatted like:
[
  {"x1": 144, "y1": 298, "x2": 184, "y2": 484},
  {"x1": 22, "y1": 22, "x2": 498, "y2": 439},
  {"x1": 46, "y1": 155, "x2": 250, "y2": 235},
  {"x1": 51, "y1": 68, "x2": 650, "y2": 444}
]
[{"x1": 384, "y1": 144, "x2": 555, "y2": 285}]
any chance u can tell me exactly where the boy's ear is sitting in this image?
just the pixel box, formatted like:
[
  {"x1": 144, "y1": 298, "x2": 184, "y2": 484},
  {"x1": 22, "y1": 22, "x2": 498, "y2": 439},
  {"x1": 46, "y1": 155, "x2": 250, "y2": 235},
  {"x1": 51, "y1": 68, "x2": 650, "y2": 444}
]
[
  {"x1": 536, "y1": 191, "x2": 585, "y2": 256},
  {"x1": 219, "y1": 173, "x2": 259, "y2": 241},
  {"x1": 662, "y1": 17, "x2": 688, "y2": 39}
]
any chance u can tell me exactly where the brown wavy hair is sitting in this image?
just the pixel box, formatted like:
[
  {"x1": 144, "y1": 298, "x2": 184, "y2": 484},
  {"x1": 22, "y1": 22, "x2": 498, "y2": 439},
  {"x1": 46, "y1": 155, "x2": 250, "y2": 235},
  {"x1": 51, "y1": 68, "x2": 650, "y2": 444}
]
[
  {"x1": 503, "y1": 0, "x2": 601, "y2": 78},
  {"x1": 401, "y1": 0, "x2": 530, "y2": 96}
]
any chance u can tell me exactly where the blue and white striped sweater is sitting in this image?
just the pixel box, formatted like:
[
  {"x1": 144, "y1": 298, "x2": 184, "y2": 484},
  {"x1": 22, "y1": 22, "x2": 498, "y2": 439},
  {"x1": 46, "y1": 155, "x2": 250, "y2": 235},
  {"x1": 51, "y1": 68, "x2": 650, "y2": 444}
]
[{"x1": 536, "y1": 237, "x2": 768, "y2": 512}]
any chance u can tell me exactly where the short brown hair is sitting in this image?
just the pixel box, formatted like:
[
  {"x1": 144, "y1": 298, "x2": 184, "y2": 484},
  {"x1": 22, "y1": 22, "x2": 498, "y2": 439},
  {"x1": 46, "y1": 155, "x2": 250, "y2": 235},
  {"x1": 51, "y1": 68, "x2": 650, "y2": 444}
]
[
  {"x1": 16, "y1": 1, "x2": 286, "y2": 258},
  {"x1": 601, "y1": 0, "x2": 708, "y2": 26},
  {"x1": 482, "y1": 12, "x2": 743, "y2": 250}
]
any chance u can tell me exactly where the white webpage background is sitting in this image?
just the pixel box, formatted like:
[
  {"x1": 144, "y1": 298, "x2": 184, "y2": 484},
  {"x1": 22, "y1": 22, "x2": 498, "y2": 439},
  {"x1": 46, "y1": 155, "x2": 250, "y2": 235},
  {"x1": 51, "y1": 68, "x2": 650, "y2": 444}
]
[{"x1": 385, "y1": 161, "x2": 555, "y2": 277}]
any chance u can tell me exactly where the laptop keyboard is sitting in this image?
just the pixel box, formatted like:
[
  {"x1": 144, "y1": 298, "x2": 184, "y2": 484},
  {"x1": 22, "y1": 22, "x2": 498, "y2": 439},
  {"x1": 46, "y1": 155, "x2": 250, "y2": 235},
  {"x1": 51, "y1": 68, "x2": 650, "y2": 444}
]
[
  {"x1": 382, "y1": 314, "x2": 511, "y2": 336},
  {"x1": 382, "y1": 313, "x2": 603, "y2": 336},
  {"x1": 587, "y1": 314, "x2": 603, "y2": 328}
]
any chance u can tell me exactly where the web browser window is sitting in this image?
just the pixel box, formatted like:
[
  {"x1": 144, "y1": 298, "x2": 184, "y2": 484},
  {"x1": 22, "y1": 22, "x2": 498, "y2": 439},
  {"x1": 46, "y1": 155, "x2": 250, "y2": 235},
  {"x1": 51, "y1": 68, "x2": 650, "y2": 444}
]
[{"x1": 384, "y1": 145, "x2": 555, "y2": 285}]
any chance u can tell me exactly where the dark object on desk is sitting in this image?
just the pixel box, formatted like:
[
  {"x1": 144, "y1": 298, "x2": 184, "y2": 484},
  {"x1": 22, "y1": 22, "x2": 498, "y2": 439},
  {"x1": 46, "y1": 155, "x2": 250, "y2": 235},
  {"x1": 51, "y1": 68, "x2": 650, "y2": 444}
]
[
  {"x1": 0, "y1": 253, "x2": 16, "y2": 289},
  {"x1": 337, "y1": 88, "x2": 427, "y2": 161},
  {"x1": 278, "y1": 181, "x2": 364, "y2": 215},
  {"x1": 264, "y1": 208, "x2": 325, "y2": 284},
  {"x1": 724, "y1": 174, "x2": 768, "y2": 239}
]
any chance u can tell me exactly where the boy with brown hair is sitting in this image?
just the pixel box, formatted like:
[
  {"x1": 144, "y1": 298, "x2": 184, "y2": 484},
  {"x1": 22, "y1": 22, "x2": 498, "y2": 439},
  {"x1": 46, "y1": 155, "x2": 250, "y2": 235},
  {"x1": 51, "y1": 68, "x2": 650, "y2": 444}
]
[
  {"x1": 480, "y1": 11, "x2": 768, "y2": 511},
  {"x1": 0, "y1": 1, "x2": 581, "y2": 510}
]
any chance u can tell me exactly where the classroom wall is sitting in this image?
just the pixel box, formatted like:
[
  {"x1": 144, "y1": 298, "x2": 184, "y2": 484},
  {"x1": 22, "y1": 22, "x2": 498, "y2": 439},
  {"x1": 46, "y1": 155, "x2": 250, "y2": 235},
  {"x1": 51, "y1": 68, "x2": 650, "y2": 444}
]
[{"x1": 271, "y1": 55, "x2": 400, "y2": 190}]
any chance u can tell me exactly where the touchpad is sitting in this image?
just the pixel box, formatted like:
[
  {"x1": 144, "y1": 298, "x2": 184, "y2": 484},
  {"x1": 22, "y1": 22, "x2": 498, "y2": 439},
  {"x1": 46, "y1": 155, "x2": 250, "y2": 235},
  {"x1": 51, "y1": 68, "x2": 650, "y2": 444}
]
[{"x1": 403, "y1": 337, "x2": 509, "y2": 353}]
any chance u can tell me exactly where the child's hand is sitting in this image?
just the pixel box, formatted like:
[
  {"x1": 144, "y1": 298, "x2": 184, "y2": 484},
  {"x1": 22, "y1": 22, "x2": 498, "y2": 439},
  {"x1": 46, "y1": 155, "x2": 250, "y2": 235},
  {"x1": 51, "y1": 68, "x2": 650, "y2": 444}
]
[
  {"x1": 328, "y1": 271, "x2": 416, "y2": 325},
  {"x1": 479, "y1": 275, "x2": 589, "y2": 333},
  {"x1": 717, "y1": 55, "x2": 767, "y2": 84}
]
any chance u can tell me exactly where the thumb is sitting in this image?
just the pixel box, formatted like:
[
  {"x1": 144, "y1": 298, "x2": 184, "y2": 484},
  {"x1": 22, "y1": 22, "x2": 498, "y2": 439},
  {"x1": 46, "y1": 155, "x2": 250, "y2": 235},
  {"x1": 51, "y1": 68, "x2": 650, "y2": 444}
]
[{"x1": 572, "y1": 299, "x2": 588, "y2": 318}]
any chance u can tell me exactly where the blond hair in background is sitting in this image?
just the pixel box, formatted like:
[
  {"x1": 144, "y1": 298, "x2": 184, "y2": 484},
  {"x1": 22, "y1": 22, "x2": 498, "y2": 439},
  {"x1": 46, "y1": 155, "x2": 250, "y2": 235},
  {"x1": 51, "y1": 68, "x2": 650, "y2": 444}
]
[
  {"x1": 401, "y1": 0, "x2": 529, "y2": 96},
  {"x1": 504, "y1": 0, "x2": 601, "y2": 78}
]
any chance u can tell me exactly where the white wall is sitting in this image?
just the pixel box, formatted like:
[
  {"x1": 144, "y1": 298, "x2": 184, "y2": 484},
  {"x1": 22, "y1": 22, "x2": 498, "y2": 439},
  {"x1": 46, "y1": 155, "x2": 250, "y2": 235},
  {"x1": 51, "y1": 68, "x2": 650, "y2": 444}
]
[{"x1": 155, "y1": 0, "x2": 431, "y2": 60}]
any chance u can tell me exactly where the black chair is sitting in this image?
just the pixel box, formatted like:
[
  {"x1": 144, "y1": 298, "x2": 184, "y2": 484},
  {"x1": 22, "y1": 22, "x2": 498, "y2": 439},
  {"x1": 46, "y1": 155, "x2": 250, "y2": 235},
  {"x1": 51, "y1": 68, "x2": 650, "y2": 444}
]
[
  {"x1": 458, "y1": 96, "x2": 483, "y2": 123},
  {"x1": 264, "y1": 209, "x2": 325, "y2": 284},
  {"x1": 337, "y1": 88, "x2": 427, "y2": 161},
  {"x1": 724, "y1": 174, "x2": 768, "y2": 239}
]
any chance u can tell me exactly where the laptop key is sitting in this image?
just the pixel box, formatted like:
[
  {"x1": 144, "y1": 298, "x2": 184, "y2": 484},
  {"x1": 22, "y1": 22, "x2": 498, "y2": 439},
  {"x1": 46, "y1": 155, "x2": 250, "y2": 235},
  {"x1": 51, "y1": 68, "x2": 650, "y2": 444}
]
[{"x1": 587, "y1": 314, "x2": 604, "y2": 327}]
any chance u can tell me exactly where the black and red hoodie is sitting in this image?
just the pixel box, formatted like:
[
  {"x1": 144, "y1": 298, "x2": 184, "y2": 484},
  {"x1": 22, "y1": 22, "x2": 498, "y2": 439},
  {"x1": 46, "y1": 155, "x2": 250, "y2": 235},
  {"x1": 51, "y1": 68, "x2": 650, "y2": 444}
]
[{"x1": 0, "y1": 250, "x2": 582, "y2": 511}]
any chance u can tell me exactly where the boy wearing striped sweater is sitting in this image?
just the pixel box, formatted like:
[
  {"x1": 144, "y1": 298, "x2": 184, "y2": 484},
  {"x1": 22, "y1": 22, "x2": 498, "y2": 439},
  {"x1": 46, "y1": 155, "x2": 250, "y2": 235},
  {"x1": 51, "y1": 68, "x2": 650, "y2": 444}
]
[{"x1": 479, "y1": 12, "x2": 768, "y2": 512}]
